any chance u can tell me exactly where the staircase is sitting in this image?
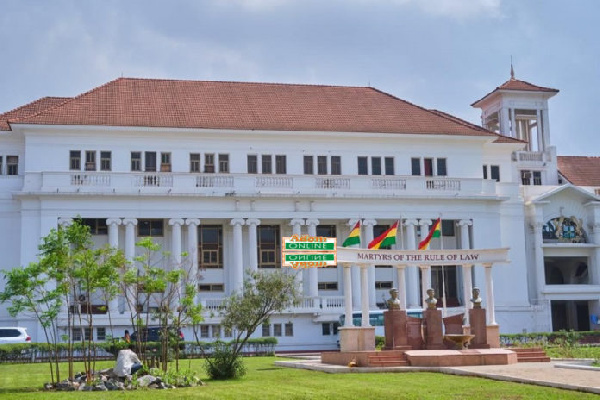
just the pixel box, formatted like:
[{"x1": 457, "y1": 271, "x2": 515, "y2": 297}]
[
  {"x1": 367, "y1": 353, "x2": 408, "y2": 367},
  {"x1": 512, "y1": 347, "x2": 551, "y2": 363}
]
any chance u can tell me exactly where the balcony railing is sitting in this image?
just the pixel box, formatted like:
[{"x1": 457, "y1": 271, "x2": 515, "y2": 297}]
[
  {"x1": 26, "y1": 172, "x2": 501, "y2": 198},
  {"x1": 198, "y1": 296, "x2": 346, "y2": 314}
]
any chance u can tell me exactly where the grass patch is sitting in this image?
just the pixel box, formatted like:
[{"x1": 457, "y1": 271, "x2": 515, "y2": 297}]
[{"x1": 0, "y1": 357, "x2": 597, "y2": 399}]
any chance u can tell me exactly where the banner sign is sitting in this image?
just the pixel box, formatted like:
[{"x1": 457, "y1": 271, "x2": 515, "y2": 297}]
[
  {"x1": 336, "y1": 247, "x2": 510, "y2": 266},
  {"x1": 282, "y1": 235, "x2": 337, "y2": 268}
]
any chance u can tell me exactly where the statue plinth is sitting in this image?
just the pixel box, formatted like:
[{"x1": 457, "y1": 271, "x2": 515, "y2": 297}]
[
  {"x1": 383, "y1": 310, "x2": 408, "y2": 350},
  {"x1": 469, "y1": 308, "x2": 490, "y2": 349},
  {"x1": 424, "y1": 309, "x2": 444, "y2": 350}
]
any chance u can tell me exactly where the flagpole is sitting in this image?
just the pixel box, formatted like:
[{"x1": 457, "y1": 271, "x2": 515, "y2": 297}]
[{"x1": 440, "y1": 215, "x2": 447, "y2": 318}]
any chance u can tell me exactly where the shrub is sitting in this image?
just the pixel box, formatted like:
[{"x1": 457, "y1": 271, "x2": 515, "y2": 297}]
[{"x1": 204, "y1": 341, "x2": 246, "y2": 380}]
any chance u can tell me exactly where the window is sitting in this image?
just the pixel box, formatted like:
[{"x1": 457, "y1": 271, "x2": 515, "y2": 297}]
[
  {"x1": 224, "y1": 327, "x2": 232, "y2": 338},
  {"x1": 285, "y1": 322, "x2": 293, "y2": 337},
  {"x1": 358, "y1": 157, "x2": 368, "y2": 175},
  {"x1": 97, "y1": 327, "x2": 106, "y2": 341},
  {"x1": 247, "y1": 155, "x2": 258, "y2": 174},
  {"x1": 70, "y1": 151, "x2": 81, "y2": 170},
  {"x1": 72, "y1": 327, "x2": 91, "y2": 341},
  {"x1": 100, "y1": 151, "x2": 111, "y2": 171},
  {"x1": 200, "y1": 325, "x2": 209, "y2": 338},
  {"x1": 190, "y1": 153, "x2": 201, "y2": 172},
  {"x1": 199, "y1": 225, "x2": 223, "y2": 269},
  {"x1": 424, "y1": 158, "x2": 433, "y2": 176},
  {"x1": 131, "y1": 152, "x2": 142, "y2": 171},
  {"x1": 371, "y1": 157, "x2": 381, "y2": 175},
  {"x1": 411, "y1": 158, "x2": 421, "y2": 176},
  {"x1": 275, "y1": 155, "x2": 287, "y2": 174},
  {"x1": 490, "y1": 165, "x2": 500, "y2": 182},
  {"x1": 145, "y1": 151, "x2": 157, "y2": 172},
  {"x1": 257, "y1": 225, "x2": 280, "y2": 268},
  {"x1": 303, "y1": 156, "x2": 313, "y2": 175},
  {"x1": 262, "y1": 323, "x2": 270, "y2": 337},
  {"x1": 521, "y1": 170, "x2": 542, "y2": 186},
  {"x1": 273, "y1": 324, "x2": 282, "y2": 337},
  {"x1": 331, "y1": 156, "x2": 341, "y2": 175},
  {"x1": 384, "y1": 157, "x2": 394, "y2": 175},
  {"x1": 198, "y1": 284, "x2": 224, "y2": 292},
  {"x1": 322, "y1": 323, "x2": 331, "y2": 336},
  {"x1": 138, "y1": 219, "x2": 164, "y2": 237},
  {"x1": 205, "y1": 154, "x2": 215, "y2": 173},
  {"x1": 219, "y1": 154, "x2": 229, "y2": 173},
  {"x1": 81, "y1": 218, "x2": 108, "y2": 235},
  {"x1": 160, "y1": 152, "x2": 171, "y2": 172},
  {"x1": 6, "y1": 156, "x2": 18, "y2": 176},
  {"x1": 262, "y1": 155, "x2": 272, "y2": 174},
  {"x1": 85, "y1": 151, "x2": 96, "y2": 171},
  {"x1": 318, "y1": 282, "x2": 338, "y2": 290},
  {"x1": 0, "y1": 157, "x2": 3, "y2": 175},
  {"x1": 317, "y1": 156, "x2": 328, "y2": 175},
  {"x1": 211, "y1": 325, "x2": 221, "y2": 338},
  {"x1": 442, "y1": 220, "x2": 455, "y2": 237},
  {"x1": 482, "y1": 165, "x2": 488, "y2": 179},
  {"x1": 436, "y1": 158, "x2": 447, "y2": 176},
  {"x1": 375, "y1": 281, "x2": 393, "y2": 289}
]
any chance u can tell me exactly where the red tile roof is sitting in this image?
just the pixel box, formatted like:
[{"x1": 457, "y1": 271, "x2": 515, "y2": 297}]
[
  {"x1": 7, "y1": 78, "x2": 501, "y2": 138},
  {"x1": 557, "y1": 156, "x2": 600, "y2": 187},
  {"x1": 472, "y1": 78, "x2": 559, "y2": 107},
  {"x1": 0, "y1": 97, "x2": 70, "y2": 131}
]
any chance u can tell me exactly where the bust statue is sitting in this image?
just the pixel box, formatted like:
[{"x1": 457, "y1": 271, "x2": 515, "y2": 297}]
[
  {"x1": 386, "y1": 288, "x2": 401, "y2": 310},
  {"x1": 471, "y1": 287, "x2": 482, "y2": 309},
  {"x1": 425, "y1": 288, "x2": 437, "y2": 310}
]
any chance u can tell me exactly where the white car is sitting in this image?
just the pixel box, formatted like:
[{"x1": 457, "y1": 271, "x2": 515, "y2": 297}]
[{"x1": 0, "y1": 327, "x2": 31, "y2": 344}]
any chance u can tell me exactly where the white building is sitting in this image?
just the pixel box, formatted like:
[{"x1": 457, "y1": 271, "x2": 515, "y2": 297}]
[{"x1": 0, "y1": 75, "x2": 598, "y2": 350}]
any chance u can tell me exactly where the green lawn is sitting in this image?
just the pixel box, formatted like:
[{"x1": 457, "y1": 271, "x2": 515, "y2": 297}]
[{"x1": 0, "y1": 357, "x2": 596, "y2": 399}]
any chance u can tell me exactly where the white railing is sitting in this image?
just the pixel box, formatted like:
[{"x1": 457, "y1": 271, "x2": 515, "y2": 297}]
[
  {"x1": 371, "y1": 178, "x2": 406, "y2": 190},
  {"x1": 28, "y1": 172, "x2": 500, "y2": 198},
  {"x1": 202, "y1": 298, "x2": 226, "y2": 311},
  {"x1": 425, "y1": 178, "x2": 461, "y2": 191},
  {"x1": 196, "y1": 175, "x2": 234, "y2": 188},
  {"x1": 513, "y1": 150, "x2": 550, "y2": 163},
  {"x1": 315, "y1": 177, "x2": 350, "y2": 189},
  {"x1": 199, "y1": 296, "x2": 345, "y2": 315},
  {"x1": 133, "y1": 173, "x2": 173, "y2": 187},
  {"x1": 255, "y1": 176, "x2": 293, "y2": 188},
  {"x1": 71, "y1": 173, "x2": 111, "y2": 186}
]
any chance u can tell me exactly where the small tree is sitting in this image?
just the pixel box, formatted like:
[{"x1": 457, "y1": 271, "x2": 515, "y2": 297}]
[{"x1": 199, "y1": 270, "x2": 300, "y2": 379}]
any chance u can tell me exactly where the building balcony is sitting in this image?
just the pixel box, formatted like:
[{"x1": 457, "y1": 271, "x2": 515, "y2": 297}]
[
  {"x1": 199, "y1": 296, "x2": 346, "y2": 314},
  {"x1": 21, "y1": 171, "x2": 503, "y2": 199}
]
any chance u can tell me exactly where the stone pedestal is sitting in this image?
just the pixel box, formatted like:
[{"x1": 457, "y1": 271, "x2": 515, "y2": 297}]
[
  {"x1": 384, "y1": 310, "x2": 408, "y2": 350},
  {"x1": 424, "y1": 309, "x2": 444, "y2": 350},
  {"x1": 486, "y1": 324, "x2": 500, "y2": 349},
  {"x1": 469, "y1": 308, "x2": 490, "y2": 349},
  {"x1": 338, "y1": 326, "x2": 376, "y2": 352}
]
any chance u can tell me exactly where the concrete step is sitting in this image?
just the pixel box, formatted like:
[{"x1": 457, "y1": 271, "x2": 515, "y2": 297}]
[
  {"x1": 511, "y1": 347, "x2": 551, "y2": 363},
  {"x1": 368, "y1": 360, "x2": 408, "y2": 367},
  {"x1": 517, "y1": 355, "x2": 551, "y2": 362}
]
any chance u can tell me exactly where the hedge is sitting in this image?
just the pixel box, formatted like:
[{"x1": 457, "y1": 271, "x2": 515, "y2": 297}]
[{"x1": 500, "y1": 330, "x2": 600, "y2": 347}]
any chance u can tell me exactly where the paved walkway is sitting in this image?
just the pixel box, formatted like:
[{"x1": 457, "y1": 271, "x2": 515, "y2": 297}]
[{"x1": 275, "y1": 357, "x2": 600, "y2": 395}]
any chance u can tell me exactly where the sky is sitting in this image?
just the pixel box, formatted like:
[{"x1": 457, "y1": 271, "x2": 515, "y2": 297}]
[{"x1": 1, "y1": 0, "x2": 598, "y2": 156}]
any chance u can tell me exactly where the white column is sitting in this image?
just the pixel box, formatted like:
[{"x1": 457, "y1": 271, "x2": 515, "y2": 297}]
[
  {"x1": 363, "y1": 219, "x2": 377, "y2": 308},
  {"x1": 419, "y1": 219, "x2": 432, "y2": 309},
  {"x1": 484, "y1": 263, "x2": 496, "y2": 325},
  {"x1": 510, "y1": 108, "x2": 516, "y2": 137},
  {"x1": 230, "y1": 218, "x2": 245, "y2": 294},
  {"x1": 289, "y1": 218, "x2": 305, "y2": 292},
  {"x1": 185, "y1": 218, "x2": 200, "y2": 271},
  {"x1": 348, "y1": 219, "x2": 362, "y2": 309},
  {"x1": 360, "y1": 265, "x2": 370, "y2": 327},
  {"x1": 404, "y1": 219, "x2": 419, "y2": 308},
  {"x1": 123, "y1": 218, "x2": 138, "y2": 262},
  {"x1": 106, "y1": 218, "x2": 122, "y2": 314},
  {"x1": 246, "y1": 219, "x2": 261, "y2": 273},
  {"x1": 169, "y1": 218, "x2": 184, "y2": 266},
  {"x1": 396, "y1": 266, "x2": 407, "y2": 310},
  {"x1": 306, "y1": 218, "x2": 319, "y2": 298},
  {"x1": 462, "y1": 264, "x2": 473, "y2": 326},
  {"x1": 343, "y1": 264, "x2": 353, "y2": 326},
  {"x1": 532, "y1": 219, "x2": 546, "y2": 305},
  {"x1": 122, "y1": 218, "x2": 137, "y2": 313},
  {"x1": 536, "y1": 108, "x2": 544, "y2": 151},
  {"x1": 542, "y1": 107, "x2": 551, "y2": 151}
]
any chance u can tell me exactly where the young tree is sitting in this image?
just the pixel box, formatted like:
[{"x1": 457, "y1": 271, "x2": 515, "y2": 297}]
[{"x1": 199, "y1": 270, "x2": 300, "y2": 379}]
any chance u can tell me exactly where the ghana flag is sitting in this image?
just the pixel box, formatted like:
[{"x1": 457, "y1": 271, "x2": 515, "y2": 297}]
[
  {"x1": 368, "y1": 221, "x2": 399, "y2": 249},
  {"x1": 342, "y1": 221, "x2": 361, "y2": 247},
  {"x1": 418, "y1": 218, "x2": 441, "y2": 250}
]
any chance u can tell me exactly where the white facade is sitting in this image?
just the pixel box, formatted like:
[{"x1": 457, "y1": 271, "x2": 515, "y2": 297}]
[{"x1": 0, "y1": 77, "x2": 598, "y2": 349}]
